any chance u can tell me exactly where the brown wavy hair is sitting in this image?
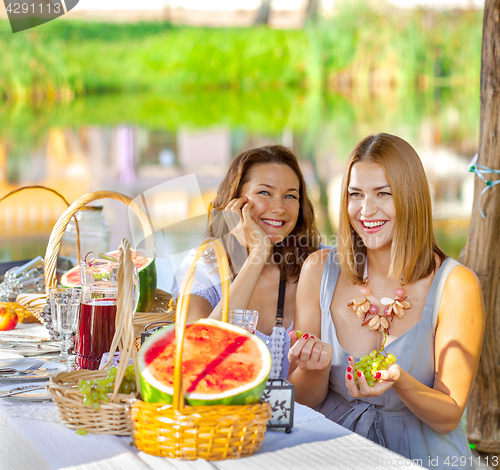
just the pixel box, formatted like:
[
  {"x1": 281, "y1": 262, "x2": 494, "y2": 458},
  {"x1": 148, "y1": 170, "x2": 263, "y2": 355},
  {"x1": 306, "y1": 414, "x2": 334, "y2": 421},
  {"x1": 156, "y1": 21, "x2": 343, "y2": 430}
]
[
  {"x1": 338, "y1": 133, "x2": 446, "y2": 285},
  {"x1": 207, "y1": 145, "x2": 320, "y2": 282}
]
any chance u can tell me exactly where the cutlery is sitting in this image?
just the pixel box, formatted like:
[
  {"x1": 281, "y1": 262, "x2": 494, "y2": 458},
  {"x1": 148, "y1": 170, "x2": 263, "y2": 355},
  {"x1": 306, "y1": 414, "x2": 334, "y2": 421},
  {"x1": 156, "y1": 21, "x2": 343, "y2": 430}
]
[
  {"x1": 0, "y1": 384, "x2": 46, "y2": 398},
  {"x1": 0, "y1": 368, "x2": 48, "y2": 375},
  {"x1": 21, "y1": 361, "x2": 45, "y2": 373},
  {"x1": 0, "y1": 339, "x2": 58, "y2": 345},
  {"x1": 0, "y1": 361, "x2": 45, "y2": 374},
  {"x1": 0, "y1": 341, "x2": 59, "y2": 350},
  {"x1": 0, "y1": 335, "x2": 51, "y2": 342}
]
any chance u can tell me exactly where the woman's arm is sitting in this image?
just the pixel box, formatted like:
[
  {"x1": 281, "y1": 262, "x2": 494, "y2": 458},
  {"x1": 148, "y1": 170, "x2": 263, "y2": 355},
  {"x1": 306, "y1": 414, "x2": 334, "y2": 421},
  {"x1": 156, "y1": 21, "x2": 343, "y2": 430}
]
[
  {"x1": 287, "y1": 250, "x2": 333, "y2": 408},
  {"x1": 182, "y1": 198, "x2": 272, "y2": 321},
  {"x1": 183, "y1": 244, "x2": 269, "y2": 320},
  {"x1": 349, "y1": 265, "x2": 485, "y2": 434},
  {"x1": 208, "y1": 199, "x2": 272, "y2": 319}
]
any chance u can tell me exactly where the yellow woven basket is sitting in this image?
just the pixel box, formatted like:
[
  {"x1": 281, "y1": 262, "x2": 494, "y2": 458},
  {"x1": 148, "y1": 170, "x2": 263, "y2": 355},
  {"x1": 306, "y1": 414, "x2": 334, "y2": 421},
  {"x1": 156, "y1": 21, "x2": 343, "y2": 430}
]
[
  {"x1": 47, "y1": 238, "x2": 140, "y2": 435},
  {"x1": 129, "y1": 238, "x2": 272, "y2": 460},
  {"x1": 0, "y1": 185, "x2": 78, "y2": 323}
]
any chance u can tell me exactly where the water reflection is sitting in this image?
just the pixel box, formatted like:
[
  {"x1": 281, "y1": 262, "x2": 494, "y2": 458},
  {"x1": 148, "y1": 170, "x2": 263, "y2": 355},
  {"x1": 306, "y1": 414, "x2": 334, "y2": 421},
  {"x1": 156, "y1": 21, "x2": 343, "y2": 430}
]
[{"x1": 0, "y1": 88, "x2": 479, "y2": 290}]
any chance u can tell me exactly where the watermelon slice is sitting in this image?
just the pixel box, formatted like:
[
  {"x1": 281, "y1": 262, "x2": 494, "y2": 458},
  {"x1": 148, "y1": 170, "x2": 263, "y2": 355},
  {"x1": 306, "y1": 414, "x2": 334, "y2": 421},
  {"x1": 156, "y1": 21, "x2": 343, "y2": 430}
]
[
  {"x1": 138, "y1": 319, "x2": 271, "y2": 406},
  {"x1": 60, "y1": 249, "x2": 157, "y2": 313}
]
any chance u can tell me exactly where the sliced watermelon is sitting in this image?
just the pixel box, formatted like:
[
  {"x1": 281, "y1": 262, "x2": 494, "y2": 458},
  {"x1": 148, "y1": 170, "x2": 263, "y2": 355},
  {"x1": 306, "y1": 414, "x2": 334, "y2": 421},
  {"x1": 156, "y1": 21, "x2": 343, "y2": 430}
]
[
  {"x1": 60, "y1": 249, "x2": 157, "y2": 313},
  {"x1": 137, "y1": 319, "x2": 271, "y2": 406}
]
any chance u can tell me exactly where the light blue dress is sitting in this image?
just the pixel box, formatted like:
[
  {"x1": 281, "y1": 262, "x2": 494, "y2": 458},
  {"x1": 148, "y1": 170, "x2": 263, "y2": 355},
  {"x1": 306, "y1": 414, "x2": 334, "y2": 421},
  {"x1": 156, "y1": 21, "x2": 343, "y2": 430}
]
[{"x1": 317, "y1": 248, "x2": 473, "y2": 469}]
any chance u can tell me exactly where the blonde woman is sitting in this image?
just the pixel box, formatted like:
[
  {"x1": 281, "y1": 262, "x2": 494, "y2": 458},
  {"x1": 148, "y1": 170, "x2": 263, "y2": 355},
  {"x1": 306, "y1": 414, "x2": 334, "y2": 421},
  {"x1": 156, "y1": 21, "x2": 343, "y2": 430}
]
[{"x1": 288, "y1": 133, "x2": 484, "y2": 468}]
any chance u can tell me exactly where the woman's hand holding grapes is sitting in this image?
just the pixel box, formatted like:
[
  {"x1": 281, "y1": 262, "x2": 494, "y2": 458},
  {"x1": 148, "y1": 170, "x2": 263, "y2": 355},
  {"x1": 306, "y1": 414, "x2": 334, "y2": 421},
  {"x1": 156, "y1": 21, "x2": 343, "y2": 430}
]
[{"x1": 345, "y1": 355, "x2": 402, "y2": 398}]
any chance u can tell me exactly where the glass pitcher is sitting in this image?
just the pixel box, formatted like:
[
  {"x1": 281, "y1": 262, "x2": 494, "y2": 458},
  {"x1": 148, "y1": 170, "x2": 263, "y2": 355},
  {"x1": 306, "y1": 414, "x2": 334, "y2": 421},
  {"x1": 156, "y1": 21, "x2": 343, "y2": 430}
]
[{"x1": 74, "y1": 253, "x2": 139, "y2": 370}]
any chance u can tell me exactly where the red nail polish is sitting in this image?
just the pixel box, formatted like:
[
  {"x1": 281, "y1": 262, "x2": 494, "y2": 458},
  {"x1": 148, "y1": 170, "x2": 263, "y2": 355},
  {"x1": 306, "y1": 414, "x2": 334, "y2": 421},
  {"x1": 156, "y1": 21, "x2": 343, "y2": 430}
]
[
  {"x1": 347, "y1": 366, "x2": 352, "y2": 373},
  {"x1": 348, "y1": 356, "x2": 353, "y2": 362},
  {"x1": 303, "y1": 334, "x2": 309, "y2": 339},
  {"x1": 347, "y1": 374, "x2": 352, "y2": 381},
  {"x1": 375, "y1": 372, "x2": 381, "y2": 379},
  {"x1": 357, "y1": 371, "x2": 362, "y2": 378},
  {"x1": 310, "y1": 336, "x2": 315, "y2": 340}
]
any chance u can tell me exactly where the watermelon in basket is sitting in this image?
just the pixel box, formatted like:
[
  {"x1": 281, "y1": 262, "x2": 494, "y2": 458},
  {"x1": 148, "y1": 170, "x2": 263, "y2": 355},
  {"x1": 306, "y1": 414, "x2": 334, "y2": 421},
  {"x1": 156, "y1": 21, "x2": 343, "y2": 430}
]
[
  {"x1": 130, "y1": 238, "x2": 272, "y2": 461},
  {"x1": 138, "y1": 318, "x2": 271, "y2": 406}
]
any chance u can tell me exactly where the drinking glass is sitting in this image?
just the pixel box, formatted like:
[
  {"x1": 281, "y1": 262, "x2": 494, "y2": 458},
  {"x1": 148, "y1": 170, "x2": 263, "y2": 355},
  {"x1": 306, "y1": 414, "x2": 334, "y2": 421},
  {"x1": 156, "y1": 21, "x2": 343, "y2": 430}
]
[
  {"x1": 228, "y1": 309, "x2": 259, "y2": 334},
  {"x1": 49, "y1": 287, "x2": 81, "y2": 364}
]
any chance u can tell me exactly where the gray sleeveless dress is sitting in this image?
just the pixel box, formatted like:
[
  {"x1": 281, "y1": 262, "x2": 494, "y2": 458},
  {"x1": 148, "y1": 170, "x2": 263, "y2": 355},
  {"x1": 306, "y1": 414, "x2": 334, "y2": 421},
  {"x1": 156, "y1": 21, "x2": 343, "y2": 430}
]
[{"x1": 317, "y1": 248, "x2": 473, "y2": 470}]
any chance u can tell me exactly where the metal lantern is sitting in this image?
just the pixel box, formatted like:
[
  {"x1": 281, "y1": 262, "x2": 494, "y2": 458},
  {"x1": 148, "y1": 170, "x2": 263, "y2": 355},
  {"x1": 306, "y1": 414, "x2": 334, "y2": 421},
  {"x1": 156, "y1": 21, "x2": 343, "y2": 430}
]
[{"x1": 262, "y1": 379, "x2": 295, "y2": 433}]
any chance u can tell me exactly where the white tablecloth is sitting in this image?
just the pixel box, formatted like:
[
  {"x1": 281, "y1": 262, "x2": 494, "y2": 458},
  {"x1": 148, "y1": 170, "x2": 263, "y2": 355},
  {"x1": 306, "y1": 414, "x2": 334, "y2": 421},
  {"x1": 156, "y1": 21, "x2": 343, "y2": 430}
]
[
  {"x1": 0, "y1": 325, "x2": 425, "y2": 470},
  {"x1": 0, "y1": 400, "x2": 425, "y2": 470}
]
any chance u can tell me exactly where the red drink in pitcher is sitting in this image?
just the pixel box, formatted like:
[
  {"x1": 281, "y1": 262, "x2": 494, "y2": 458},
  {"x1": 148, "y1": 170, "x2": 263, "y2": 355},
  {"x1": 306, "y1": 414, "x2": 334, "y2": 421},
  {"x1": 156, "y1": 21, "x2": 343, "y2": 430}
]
[{"x1": 74, "y1": 299, "x2": 117, "y2": 370}]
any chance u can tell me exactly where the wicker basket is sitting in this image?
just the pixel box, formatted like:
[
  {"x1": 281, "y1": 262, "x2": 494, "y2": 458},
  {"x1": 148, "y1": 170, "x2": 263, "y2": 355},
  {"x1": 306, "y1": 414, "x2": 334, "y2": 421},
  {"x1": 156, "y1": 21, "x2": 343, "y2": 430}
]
[
  {"x1": 129, "y1": 238, "x2": 272, "y2": 460},
  {"x1": 47, "y1": 238, "x2": 140, "y2": 435},
  {"x1": 0, "y1": 185, "x2": 78, "y2": 323},
  {"x1": 0, "y1": 302, "x2": 39, "y2": 324},
  {"x1": 16, "y1": 190, "x2": 174, "y2": 328}
]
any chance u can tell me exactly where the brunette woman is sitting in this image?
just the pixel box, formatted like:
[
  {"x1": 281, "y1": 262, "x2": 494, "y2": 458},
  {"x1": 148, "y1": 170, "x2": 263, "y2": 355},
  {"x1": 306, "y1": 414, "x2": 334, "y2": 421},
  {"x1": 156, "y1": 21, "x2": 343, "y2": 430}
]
[
  {"x1": 288, "y1": 133, "x2": 484, "y2": 468},
  {"x1": 172, "y1": 145, "x2": 322, "y2": 379}
]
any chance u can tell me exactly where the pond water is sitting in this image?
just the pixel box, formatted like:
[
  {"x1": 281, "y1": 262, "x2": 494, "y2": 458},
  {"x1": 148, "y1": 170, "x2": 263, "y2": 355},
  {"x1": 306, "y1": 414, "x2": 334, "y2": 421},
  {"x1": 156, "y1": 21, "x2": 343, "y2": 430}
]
[{"x1": 0, "y1": 87, "x2": 479, "y2": 291}]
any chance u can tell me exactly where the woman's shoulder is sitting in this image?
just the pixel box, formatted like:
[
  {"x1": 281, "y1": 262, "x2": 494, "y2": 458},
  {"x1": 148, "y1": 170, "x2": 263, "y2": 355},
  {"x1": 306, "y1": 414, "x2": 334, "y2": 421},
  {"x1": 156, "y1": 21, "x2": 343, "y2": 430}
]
[
  {"x1": 302, "y1": 247, "x2": 334, "y2": 277},
  {"x1": 438, "y1": 258, "x2": 484, "y2": 322},
  {"x1": 442, "y1": 260, "x2": 482, "y2": 295}
]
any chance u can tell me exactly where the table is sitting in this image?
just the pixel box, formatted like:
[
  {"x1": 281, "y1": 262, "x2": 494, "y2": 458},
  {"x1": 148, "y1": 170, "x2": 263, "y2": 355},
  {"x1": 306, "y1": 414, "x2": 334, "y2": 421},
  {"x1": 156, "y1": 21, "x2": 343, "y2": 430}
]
[
  {"x1": 0, "y1": 327, "x2": 425, "y2": 470},
  {"x1": 0, "y1": 403, "x2": 426, "y2": 470}
]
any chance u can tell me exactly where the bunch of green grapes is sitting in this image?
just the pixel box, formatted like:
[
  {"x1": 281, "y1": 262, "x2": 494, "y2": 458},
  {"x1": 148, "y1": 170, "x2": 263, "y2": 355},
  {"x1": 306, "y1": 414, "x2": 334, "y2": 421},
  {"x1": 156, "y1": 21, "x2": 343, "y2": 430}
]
[
  {"x1": 77, "y1": 365, "x2": 136, "y2": 410},
  {"x1": 354, "y1": 335, "x2": 396, "y2": 388}
]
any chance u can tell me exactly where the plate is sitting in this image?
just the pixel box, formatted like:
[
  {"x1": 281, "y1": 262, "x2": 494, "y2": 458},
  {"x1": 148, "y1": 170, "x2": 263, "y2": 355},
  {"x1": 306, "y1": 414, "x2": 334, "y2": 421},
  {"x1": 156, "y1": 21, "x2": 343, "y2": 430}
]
[
  {"x1": 0, "y1": 358, "x2": 66, "y2": 381},
  {"x1": 0, "y1": 382, "x2": 51, "y2": 401}
]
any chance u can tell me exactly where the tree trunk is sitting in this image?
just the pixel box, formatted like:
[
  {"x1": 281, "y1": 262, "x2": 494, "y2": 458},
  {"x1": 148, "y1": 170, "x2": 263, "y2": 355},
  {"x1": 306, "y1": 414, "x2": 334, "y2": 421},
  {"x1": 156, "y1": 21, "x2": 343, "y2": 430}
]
[
  {"x1": 254, "y1": 0, "x2": 272, "y2": 26},
  {"x1": 305, "y1": 0, "x2": 320, "y2": 24},
  {"x1": 461, "y1": 0, "x2": 500, "y2": 462}
]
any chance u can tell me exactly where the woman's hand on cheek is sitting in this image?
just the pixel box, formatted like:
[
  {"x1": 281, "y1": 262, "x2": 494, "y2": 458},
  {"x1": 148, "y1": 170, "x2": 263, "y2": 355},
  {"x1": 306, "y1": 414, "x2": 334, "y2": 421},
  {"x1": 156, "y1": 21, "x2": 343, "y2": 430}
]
[
  {"x1": 223, "y1": 197, "x2": 249, "y2": 244},
  {"x1": 240, "y1": 201, "x2": 273, "y2": 257},
  {"x1": 224, "y1": 197, "x2": 269, "y2": 256},
  {"x1": 345, "y1": 360, "x2": 402, "y2": 398},
  {"x1": 288, "y1": 332, "x2": 332, "y2": 372}
]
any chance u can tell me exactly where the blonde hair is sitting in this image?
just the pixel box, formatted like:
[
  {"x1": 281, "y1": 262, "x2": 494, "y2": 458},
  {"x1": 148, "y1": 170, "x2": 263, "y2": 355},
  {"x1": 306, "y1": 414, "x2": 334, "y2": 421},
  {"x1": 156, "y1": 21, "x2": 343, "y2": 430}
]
[{"x1": 338, "y1": 133, "x2": 446, "y2": 285}]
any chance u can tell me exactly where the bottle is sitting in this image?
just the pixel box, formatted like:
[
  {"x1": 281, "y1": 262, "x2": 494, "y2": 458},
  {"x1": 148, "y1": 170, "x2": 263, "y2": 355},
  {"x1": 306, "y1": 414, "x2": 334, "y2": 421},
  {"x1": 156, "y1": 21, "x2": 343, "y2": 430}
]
[{"x1": 59, "y1": 206, "x2": 111, "y2": 273}]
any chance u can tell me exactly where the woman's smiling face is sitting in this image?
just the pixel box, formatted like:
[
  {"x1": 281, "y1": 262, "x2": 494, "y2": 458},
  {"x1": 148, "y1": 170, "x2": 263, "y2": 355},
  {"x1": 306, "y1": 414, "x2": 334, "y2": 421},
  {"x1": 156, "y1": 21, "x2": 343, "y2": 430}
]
[
  {"x1": 239, "y1": 163, "x2": 300, "y2": 245},
  {"x1": 347, "y1": 161, "x2": 396, "y2": 252}
]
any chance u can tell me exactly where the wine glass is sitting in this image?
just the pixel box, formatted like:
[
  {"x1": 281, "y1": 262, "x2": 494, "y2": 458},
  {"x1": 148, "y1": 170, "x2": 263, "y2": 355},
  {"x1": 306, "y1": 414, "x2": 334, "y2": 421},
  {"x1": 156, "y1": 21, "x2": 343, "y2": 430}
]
[{"x1": 49, "y1": 287, "x2": 81, "y2": 366}]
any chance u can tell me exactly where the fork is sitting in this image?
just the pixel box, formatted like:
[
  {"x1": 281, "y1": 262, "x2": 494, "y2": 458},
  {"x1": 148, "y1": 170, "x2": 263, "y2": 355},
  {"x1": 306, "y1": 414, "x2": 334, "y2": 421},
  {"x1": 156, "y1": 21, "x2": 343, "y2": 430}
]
[
  {"x1": 20, "y1": 361, "x2": 45, "y2": 373},
  {"x1": 0, "y1": 361, "x2": 45, "y2": 374}
]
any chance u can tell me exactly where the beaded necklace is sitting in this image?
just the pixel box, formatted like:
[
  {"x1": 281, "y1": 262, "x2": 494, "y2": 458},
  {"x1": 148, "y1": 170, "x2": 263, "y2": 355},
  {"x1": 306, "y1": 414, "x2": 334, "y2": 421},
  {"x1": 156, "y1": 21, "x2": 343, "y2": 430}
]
[
  {"x1": 269, "y1": 278, "x2": 286, "y2": 379},
  {"x1": 347, "y1": 262, "x2": 411, "y2": 335}
]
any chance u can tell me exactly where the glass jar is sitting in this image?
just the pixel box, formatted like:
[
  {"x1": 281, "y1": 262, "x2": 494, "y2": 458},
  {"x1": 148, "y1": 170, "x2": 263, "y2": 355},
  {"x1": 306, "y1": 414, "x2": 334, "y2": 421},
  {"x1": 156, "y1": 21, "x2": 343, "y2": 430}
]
[{"x1": 59, "y1": 206, "x2": 111, "y2": 270}]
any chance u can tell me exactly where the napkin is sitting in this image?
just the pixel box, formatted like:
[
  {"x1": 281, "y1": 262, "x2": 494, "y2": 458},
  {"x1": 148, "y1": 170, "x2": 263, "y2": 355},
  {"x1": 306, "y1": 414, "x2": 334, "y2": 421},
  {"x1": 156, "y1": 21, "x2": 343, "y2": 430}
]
[
  {"x1": 0, "y1": 323, "x2": 50, "y2": 339},
  {"x1": 0, "y1": 350, "x2": 25, "y2": 360}
]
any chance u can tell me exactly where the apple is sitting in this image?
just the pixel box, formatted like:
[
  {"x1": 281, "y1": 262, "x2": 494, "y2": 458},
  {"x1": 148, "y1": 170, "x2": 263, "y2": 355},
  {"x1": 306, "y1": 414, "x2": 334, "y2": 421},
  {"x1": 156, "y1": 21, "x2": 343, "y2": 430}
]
[{"x1": 0, "y1": 307, "x2": 18, "y2": 331}]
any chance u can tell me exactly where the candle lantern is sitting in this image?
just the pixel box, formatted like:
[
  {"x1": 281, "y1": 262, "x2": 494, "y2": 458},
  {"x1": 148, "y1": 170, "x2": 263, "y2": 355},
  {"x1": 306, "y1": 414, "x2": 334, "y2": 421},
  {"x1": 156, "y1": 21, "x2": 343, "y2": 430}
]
[
  {"x1": 140, "y1": 321, "x2": 173, "y2": 345},
  {"x1": 262, "y1": 379, "x2": 295, "y2": 433}
]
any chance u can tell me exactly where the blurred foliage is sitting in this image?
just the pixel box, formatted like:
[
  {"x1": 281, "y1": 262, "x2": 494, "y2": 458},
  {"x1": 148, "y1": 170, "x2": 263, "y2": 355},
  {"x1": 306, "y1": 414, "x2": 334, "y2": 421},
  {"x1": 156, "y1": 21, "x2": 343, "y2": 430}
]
[
  {"x1": 0, "y1": 1, "x2": 483, "y2": 99},
  {"x1": 0, "y1": 84, "x2": 479, "y2": 151}
]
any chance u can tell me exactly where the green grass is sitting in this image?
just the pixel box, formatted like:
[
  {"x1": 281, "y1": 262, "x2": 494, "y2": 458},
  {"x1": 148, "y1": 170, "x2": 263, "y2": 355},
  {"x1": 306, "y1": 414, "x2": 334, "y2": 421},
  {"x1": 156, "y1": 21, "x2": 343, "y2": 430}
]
[{"x1": 0, "y1": 1, "x2": 484, "y2": 100}]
